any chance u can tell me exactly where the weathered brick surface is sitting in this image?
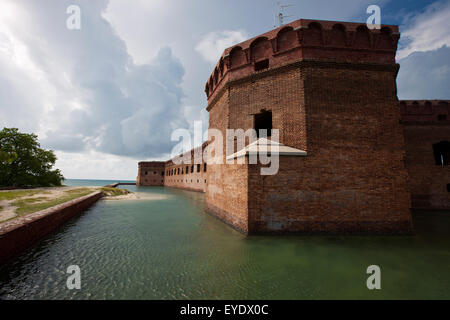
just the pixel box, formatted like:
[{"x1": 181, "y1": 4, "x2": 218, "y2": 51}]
[
  {"x1": 137, "y1": 148, "x2": 208, "y2": 192},
  {"x1": 136, "y1": 162, "x2": 165, "y2": 186},
  {"x1": 205, "y1": 18, "x2": 412, "y2": 234},
  {"x1": 164, "y1": 149, "x2": 207, "y2": 193},
  {"x1": 400, "y1": 101, "x2": 450, "y2": 209},
  {"x1": 137, "y1": 18, "x2": 448, "y2": 234}
]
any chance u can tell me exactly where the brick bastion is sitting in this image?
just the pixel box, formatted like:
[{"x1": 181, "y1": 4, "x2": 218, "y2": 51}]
[
  {"x1": 0, "y1": 191, "x2": 103, "y2": 264},
  {"x1": 137, "y1": 18, "x2": 449, "y2": 235}
]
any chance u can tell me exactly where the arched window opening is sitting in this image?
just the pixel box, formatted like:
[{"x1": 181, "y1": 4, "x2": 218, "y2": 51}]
[
  {"x1": 304, "y1": 22, "x2": 323, "y2": 46},
  {"x1": 219, "y1": 59, "x2": 224, "y2": 76},
  {"x1": 230, "y1": 46, "x2": 246, "y2": 68},
  {"x1": 277, "y1": 27, "x2": 296, "y2": 51},
  {"x1": 355, "y1": 25, "x2": 370, "y2": 48},
  {"x1": 433, "y1": 141, "x2": 450, "y2": 166},
  {"x1": 378, "y1": 27, "x2": 393, "y2": 49},
  {"x1": 330, "y1": 24, "x2": 346, "y2": 46},
  {"x1": 250, "y1": 37, "x2": 271, "y2": 62},
  {"x1": 214, "y1": 68, "x2": 219, "y2": 85}
]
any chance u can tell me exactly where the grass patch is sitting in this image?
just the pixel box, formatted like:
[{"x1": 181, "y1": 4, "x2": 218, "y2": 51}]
[
  {"x1": 100, "y1": 187, "x2": 130, "y2": 197},
  {"x1": 0, "y1": 190, "x2": 43, "y2": 201},
  {"x1": 12, "y1": 189, "x2": 95, "y2": 216},
  {"x1": 1, "y1": 186, "x2": 133, "y2": 221}
]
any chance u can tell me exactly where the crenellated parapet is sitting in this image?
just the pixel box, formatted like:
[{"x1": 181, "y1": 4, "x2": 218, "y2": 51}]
[
  {"x1": 400, "y1": 100, "x2": 450, "y2": 124},
  {"x1": 205, "y1": 18, "x2": 400, "y2": 102}
]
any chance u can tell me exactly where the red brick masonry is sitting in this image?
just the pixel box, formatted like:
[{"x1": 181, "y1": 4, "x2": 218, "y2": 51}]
[
  {"x1": 137, "y1": 18, "x2": 449, "y2": 235},
  {"x1": 0, "y1": 191, "x2": 103, "y2": 264}
]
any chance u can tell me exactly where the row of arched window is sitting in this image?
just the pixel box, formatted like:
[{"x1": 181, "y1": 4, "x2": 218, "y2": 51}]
[
  {"x1": 205, "y1": 23, "x2": 396, "y2": 97},
  {"x1": 165, "y1": 179, "x2": 207, "y2": 184},
  {"x1": 144, "y1": 170, "x2": 164, "y2": 176},
  {"x1": 166, "y1": 163, "x2": 207, "y2": 176}
]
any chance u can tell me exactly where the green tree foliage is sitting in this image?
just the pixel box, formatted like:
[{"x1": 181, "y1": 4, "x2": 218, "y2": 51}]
[{"x1": 0, "y1": 128, "x2": 64, "y2": 187}]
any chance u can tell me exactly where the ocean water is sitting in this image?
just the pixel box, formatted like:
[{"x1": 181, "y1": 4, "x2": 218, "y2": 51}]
[
  {"x1": 0, "y1": 179, "x2": 449, "y2": 299},
  {"x1": 63, "y1": 179, "x2": 136, "y2": 187}
]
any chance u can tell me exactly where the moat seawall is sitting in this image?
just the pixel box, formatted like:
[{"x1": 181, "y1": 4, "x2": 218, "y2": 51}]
[{"x1": 0, "y1": 191, "x2": 103, "y2": 265}]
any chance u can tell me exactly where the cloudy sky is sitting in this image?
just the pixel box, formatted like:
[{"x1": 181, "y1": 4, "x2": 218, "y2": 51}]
[{"x1": 0, "y1": 0, "x2": 449, "y2": 180}]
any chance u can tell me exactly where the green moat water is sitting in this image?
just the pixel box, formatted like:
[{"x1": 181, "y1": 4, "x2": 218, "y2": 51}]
[{"x1": 0, "y1": 180, "x2": 449, "y2": 299}]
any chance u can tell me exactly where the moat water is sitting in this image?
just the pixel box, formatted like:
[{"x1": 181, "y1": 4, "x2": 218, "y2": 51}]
[{"x1": 0, "y1": 179, "x2": 449, "y2": 299}]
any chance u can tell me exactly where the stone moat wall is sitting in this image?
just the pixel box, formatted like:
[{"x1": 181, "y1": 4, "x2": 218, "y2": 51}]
[{"x1": 0, "y1": 192, "x2": 103, "y2": 264}]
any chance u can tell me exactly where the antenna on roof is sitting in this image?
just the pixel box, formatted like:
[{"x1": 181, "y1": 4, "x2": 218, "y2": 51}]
[{"x1": 274, "y1": 1, "x2": 294, "y2": 28}]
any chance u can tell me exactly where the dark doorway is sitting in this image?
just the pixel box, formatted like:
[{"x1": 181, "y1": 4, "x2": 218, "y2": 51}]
[
  {"x1": 254, "y1": 110, "x2": 272, "y2": 138},
  {"x1": 433, "y1": 141, "x2": 450, "y2": 166}
]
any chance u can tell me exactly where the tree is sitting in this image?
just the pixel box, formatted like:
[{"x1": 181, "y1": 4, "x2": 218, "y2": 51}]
[{"x1": 0, "y1": 128, "x2": 64, "y2": 187}]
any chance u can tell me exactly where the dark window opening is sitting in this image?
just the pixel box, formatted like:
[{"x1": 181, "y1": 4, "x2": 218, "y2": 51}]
[
  {"x1": 145, "y1": 171, "x2": 148, "y2": 175},
  {"x1": 161, "y1": 171, "x2": 164, "y2": 176},
  {"x1": 433, "y1": 141, "x2": 450, "y2": 166},
  {"x1": 191, "y1": 165, "x2": 194, "y2": 173},
  {"x1": 254, "y1": 59, "x2": 269, "y2": 72},
  {"x1": 197, "y1": 164, "x2": 201, "y2": 172},
  {"x1": 186, "y1": 166, "x2": 189, "y2": 174},
  {"x1": 447, "y1": 184, "x2": 450, "y2": 192},
  {"x1": 204, "y1": 163, "x2": 207, "y2": 172},
  {"x1": 254, "y1": 110, "x2": 272, "y2": 138},
  {"x1": 153, "y1": 171, "x2": 157, "y2": 174},
  {"x1": 438, "y1": 114, "x2": 447, "y2": 121}
]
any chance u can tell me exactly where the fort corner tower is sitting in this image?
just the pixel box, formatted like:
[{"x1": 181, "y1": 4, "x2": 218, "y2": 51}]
[{"x1": 204, "y1": 19, "x2": 413, "y2": 234}]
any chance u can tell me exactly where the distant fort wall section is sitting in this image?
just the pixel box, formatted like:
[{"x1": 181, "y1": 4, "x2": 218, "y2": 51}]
[
  {"x1": 400, "y1": 100, "x2": 450, "y2": 210},
  {"x1": 137, "y1": 144, "x2": 208, "y2": 193}
]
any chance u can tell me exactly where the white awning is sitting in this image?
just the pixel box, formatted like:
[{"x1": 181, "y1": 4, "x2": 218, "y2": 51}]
[{"x1": 226, "y1": 138, "x2": 307, "y2": 160}]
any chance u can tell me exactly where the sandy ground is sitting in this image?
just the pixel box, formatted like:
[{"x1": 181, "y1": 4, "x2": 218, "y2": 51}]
[
  {"x1": 103, "y1": 192, "x2": 169, "y2": 201},
  {"x1": 0, "y1": 201, "x2": 17, "y2": 221},
  {"x1": 0, "y1": 187, "x2": 93, "y2": 222},
  {"x1": 0, "y1": 187, "x2": 168, "y2": 222}
]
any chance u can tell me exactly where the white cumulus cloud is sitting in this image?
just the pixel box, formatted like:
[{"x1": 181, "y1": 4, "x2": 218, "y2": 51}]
[
  {"x1": 195, "y1": 30, "x2": 248, "y2": 64},
  {"x1": 397, "y1": 0, "x2": 450, "y2": 59}
]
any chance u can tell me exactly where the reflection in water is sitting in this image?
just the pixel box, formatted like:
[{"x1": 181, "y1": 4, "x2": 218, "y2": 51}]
[{"x1": 0, "y1": 183, "x2": 449, "y2": 299}]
